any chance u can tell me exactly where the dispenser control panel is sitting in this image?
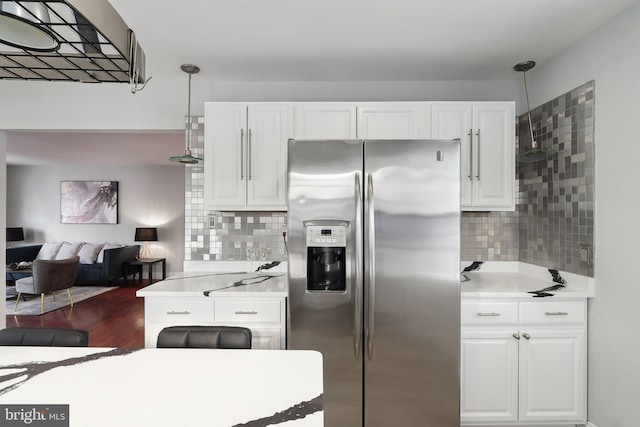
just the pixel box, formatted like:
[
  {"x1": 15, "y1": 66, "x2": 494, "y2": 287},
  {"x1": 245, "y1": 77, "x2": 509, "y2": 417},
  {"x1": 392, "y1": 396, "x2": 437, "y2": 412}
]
[{"x1": 306, "y1": 225, "x2": 346, "y2": 247}]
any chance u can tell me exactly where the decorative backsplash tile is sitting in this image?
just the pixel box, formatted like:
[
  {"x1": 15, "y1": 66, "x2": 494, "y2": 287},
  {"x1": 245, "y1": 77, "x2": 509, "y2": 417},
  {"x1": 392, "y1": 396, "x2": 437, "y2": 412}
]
[{"x1": 186, "y1": 84, "x2": 595, "y2": 276}]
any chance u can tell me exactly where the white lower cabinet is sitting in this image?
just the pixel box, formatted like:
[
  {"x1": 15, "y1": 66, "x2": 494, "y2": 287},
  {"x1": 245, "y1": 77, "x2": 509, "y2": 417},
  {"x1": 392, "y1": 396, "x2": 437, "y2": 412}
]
[
  {"x1": 143, "y1": 296, "x2": 286, "y2": 350},
  {"x1": 461, "y1": 299, "x2": 587, "y2": 425}
]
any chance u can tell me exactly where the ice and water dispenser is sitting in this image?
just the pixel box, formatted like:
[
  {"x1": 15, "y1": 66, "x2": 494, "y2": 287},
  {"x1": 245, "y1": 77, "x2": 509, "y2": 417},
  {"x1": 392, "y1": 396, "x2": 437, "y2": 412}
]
[{"x1": 306, "y1": 224, "x2": 347, "y2": 292}]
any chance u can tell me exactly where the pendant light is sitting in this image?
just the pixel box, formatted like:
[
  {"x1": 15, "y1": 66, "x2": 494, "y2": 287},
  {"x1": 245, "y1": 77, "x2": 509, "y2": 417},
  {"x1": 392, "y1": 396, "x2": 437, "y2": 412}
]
[
  {"x1": 0, "y1": 1, "x2": 59, "y2": 51},
  {"x1": 514, "y1": 61, "x2": 556, "y2": 163},
  {"x1": 170, "y1": 64, "x2": 203, "y2": 164}
]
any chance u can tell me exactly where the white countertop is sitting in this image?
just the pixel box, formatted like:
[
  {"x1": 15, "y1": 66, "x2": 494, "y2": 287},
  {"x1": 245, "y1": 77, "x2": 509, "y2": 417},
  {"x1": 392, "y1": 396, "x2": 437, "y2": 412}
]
[
  {"x1": 460, "y1": 261, "x2": 594, "y2": 299},
  {"x1": 136, "y1": 271, "x2": 288, "y2": 298},
  {"x1": 0, "y1": 346, "x2": 323, "y2": 426}
]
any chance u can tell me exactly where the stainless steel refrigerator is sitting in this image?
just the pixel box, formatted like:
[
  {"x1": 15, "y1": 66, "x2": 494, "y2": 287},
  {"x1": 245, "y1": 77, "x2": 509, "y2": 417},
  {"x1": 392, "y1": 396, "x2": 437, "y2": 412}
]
[{"x1": 287, "y1": 139, "x2": 461, "y2": 426}]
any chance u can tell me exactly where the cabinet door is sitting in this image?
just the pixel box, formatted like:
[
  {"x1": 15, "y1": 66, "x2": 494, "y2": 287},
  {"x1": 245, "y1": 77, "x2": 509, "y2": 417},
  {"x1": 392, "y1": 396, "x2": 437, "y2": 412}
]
[
  {"x1": 251, "y1": 328, "x2": 282, "y2": 350},
  {"x1": 461, "y1": 328, "x2": 519, "y2": 424},
  {"x1": 357, "y1": 104, "x2": 430, "y2": 139},
  {"x1": 293, "y1": 104, "x2": 357, "y2": 139},
  {"x1": 431, "y1": 103, "x2": 473, "y2": 206},
  {"x1": 519, "y1": 328, "x2": 586, "y2": 423},
  {"x1": 204, "y1": 104, "x2": 247, "y2": 207},
  {"x1": 471, "y1": 103, "x2": 515, "y2": 209},
  {"x1": 246, "y1": 105, "x2": 290, "y2": 208}
]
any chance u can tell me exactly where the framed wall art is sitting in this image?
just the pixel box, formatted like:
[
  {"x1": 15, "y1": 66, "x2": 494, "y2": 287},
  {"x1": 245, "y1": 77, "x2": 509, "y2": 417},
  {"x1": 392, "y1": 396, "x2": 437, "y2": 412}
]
[{"x1": 60, "y1": 181, "x2": 119, "y2": 224}]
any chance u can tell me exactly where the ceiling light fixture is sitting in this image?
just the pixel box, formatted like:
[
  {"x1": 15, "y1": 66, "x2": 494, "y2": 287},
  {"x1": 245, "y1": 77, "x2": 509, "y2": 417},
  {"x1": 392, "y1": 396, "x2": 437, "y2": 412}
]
[
  {"x1": 170, "y1": 64, "x2": 203, "y2": 165},
  {"x1": 0, "y1": 2, "x2": 59, "y2": 51},
  {"x1": 514, "y1": 60, "x2": 557, "y2": 164}
]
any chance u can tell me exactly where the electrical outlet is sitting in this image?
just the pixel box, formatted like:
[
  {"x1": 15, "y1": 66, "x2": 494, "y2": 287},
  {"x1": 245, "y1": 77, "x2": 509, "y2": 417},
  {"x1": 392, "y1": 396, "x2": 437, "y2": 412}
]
[{"x1": 579, "y1": 244, "x2": 593, "y2": 267}]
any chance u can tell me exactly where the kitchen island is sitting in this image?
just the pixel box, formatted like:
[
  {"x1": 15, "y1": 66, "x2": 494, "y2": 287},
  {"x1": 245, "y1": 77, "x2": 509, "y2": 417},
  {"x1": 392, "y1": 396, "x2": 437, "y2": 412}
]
[
  {"x1": 0, "y1": 346, "x2": 322, "y2": 426},
  {"x1": 136, "y1": 271, "x2": 288, "y2": 349}
]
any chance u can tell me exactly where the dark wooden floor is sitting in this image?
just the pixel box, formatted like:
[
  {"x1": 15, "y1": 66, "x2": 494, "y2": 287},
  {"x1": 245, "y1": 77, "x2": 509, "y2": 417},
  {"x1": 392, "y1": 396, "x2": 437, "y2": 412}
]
[{"x1": 5, "y1": 280, "x2": 147, "y2": 348}]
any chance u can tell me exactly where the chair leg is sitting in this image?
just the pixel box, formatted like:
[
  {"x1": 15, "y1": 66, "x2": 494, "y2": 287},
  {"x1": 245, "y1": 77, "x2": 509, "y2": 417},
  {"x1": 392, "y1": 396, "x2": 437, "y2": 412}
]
[
  {"x1": 67, "y1": 288, "x2": 74, "y2": 308},
  {"x1": 41, "y1": 293, "x2": 45, "y2": 315},
  {"x1": 14, "y1": 292, "x2": 22, "y2": 312}
]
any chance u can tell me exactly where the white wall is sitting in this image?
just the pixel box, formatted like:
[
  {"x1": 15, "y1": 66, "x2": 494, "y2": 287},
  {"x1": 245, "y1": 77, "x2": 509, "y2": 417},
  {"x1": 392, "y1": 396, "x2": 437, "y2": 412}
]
[
  {"x1": 6, "y1": 165, "x2": 185, "y2": 277},
  {"x1": 529, "y1": 3, "x2": 640, "y2": 426},
  {"x1": 0, "y1": 78, "x2": 522, "y2": 130},
  {"x1": 1, "y1": 131, "x2": 6, "y2": 327}
]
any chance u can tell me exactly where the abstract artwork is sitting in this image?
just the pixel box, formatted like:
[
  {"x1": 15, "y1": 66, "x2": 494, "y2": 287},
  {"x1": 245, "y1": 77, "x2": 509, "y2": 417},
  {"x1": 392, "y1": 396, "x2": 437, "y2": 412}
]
[{"x1": 60, "y1": 181, "x2": 119, "y2": 224}]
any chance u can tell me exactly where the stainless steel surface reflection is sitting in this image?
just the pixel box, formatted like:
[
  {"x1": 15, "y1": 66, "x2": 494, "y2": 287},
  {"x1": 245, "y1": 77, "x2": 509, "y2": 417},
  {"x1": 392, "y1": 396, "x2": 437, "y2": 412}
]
[{"x1": 287, "y1": 139, "x2": 461, "y2": 427}]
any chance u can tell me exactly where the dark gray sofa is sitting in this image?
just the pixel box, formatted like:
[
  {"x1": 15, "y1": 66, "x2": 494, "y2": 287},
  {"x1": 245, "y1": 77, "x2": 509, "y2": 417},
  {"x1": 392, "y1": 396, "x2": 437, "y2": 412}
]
[{"x1": 6, "y1": 244, "x2": 140, "y2": 285}]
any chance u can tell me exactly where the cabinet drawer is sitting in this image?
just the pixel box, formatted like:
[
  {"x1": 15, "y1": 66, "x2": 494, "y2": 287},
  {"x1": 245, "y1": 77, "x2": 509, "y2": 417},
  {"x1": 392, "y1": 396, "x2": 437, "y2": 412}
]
[
  {"x1": 461, "y1": 301, "x2": 518, "y2": 325},
  {"x1": 520, "y1": 300, "x2": 586, "y2": 324},
  {"x1": 145, "y1": 299, "x2": 214, "y2": 322},
  {"x1": 215, "y1": 300, "x2": 281, "y2": 323}
]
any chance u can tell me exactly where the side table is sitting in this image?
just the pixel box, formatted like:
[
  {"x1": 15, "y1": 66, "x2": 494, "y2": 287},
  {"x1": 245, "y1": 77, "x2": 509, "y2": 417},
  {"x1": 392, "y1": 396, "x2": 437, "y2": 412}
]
[{"x1": 125, "y1": 258, "x2": 166, "y2": 284}]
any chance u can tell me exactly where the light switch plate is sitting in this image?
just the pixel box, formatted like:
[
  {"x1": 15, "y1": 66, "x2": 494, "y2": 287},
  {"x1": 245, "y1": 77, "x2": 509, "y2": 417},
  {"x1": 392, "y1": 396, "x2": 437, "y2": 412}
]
[{"x1": 579, "y1": 244, "x2": 593, "y2": 267}]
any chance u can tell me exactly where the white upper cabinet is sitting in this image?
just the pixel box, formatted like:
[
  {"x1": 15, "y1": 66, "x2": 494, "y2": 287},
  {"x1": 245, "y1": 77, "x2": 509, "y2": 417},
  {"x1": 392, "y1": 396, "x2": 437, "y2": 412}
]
[
  {"x1": 357, "y1": 103, "x2": 431, "y2": 139},
  {"x1": 432, "y1": 102, "x2": 515, "y2": 211},
  {"x1": 204, "y1": 103, "x2": 291, "y2": 210},
  {"x1": 293, "y1": 103, "x2": 356, "y2": 139},
  {"x1": 294, "y1": 102, "x2": 430, "y2": 140}
]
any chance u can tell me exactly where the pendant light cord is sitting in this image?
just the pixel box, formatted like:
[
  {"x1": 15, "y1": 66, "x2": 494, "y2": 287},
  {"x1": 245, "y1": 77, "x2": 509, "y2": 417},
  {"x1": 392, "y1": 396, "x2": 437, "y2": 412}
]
[
  {"x1": 522, "y1": 70, "x2": 537, "y2": 149},
  {"x1": 186, "y1": 71, "x2": 192, "y2": 152}
]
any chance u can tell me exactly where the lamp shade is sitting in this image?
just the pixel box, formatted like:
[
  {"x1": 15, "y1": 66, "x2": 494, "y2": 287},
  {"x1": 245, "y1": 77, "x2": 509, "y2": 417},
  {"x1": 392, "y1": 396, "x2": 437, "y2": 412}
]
[
  {"x1": 134, "y1": 227, "x2": 158, "y2": 242},
  {"x1": 6, "y1": 227, "x2": 25, "y2": 242}
]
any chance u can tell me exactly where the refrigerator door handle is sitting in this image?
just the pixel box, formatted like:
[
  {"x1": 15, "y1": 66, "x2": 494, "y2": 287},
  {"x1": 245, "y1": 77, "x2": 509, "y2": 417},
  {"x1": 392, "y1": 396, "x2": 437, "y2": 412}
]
[
  {"x1": 366, "y1": 172, "x2": 376, "y2": 360},
  {"x1": 354, "y1": 172, "x2": 363, "y2": 360}
]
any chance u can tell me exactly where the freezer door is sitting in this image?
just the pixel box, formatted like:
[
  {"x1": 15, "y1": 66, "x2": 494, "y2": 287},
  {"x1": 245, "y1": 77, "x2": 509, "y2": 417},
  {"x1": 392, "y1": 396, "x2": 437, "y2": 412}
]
[
  {"x1": 363, "y1": 139, "x2": 461, "y2": 426},
  {"x1": 287, "y1": 139, "x2": 364, "y2": 427}
]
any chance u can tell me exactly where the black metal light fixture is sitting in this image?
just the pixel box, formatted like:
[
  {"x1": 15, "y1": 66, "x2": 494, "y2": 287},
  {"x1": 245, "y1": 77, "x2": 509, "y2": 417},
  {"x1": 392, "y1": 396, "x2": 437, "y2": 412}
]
[
  {"x1": 134, "y1": 227, "x2": 158, "y2": 260},
  {"x1": 514, "y1": 61, "x2": 557, "y2": 164},
  {"x1": 0, "y1": 0, "x2": 148, "y2": 91},
  {"x1": 170, "y1": 64, "x2": 203, "y2": 164}
]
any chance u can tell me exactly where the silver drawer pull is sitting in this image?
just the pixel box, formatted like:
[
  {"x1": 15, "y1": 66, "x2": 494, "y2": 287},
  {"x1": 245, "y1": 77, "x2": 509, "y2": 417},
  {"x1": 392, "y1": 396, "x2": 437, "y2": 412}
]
[
  {"x1": 545, "y1": 311, "x2": 569, "y2": 316},
  {"x1": 235, "y1": 310, "x2": 258, "y2": 315},
  {"x1": 167, "y1": 311, "x2": 190, "y2": 315},
  {"x1": 477, "y1": 312, "x2": 501, "y2": 317}
]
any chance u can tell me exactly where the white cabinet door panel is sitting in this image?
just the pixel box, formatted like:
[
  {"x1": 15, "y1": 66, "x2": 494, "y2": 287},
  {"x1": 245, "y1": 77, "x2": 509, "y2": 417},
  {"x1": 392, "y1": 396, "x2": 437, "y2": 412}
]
[
  {"x1": 357, "y1": 104, "x2": 430, "y2": 139},
  {"x1": 519, "y1": 328, "x2": 586, "y2": 423},
  {"x1": 294, "y1": 104, "x2": 357, "y2": 139},
  {"x1": 461, "y1": 328, "x2": 519, "y2": 424}
]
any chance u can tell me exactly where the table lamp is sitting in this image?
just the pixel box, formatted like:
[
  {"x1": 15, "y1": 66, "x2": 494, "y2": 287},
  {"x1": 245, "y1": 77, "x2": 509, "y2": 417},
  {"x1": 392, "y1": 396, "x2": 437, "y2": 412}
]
[
  {"x1": 6, "y1": 227, "x2": 25, "y2": 247},
  {"x1": 135, "y1": 227, "x2": 158, "y2": 260}
]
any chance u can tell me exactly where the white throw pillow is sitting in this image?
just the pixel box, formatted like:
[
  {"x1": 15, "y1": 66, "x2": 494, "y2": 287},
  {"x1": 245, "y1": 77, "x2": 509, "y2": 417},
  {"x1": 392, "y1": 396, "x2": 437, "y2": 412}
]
[
  {"x1": 97, "y1": 243, "x2": 124, "y2": 263},
  {"x1": 77, "y1": 243, "x2": 104, "y2": 264},
  {"x1": 55, "y1": 242, "x2": 85, "y2": 260},
  {"x1": 36, "y1": 242, "x2": 63, "y2": 260}
]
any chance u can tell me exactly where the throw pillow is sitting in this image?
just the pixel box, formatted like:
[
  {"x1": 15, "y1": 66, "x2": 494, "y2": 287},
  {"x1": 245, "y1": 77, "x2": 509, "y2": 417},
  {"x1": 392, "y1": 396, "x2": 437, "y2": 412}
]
[
  {"x1": 77, "y1": 243, "x2": 104, "y2": 264},
  {"x1": 55, "y1": 242, "x2": 85, "y2": 260},
  {"x1": 36, "y1": 242, "x2": 63, "y2": 260},
  {"x1": 97, "y1": 242, "x2": 125, "y2": 263}
]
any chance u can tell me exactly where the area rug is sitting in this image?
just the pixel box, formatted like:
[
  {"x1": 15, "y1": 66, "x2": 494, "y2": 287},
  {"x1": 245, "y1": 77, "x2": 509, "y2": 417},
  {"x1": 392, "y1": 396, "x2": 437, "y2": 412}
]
[{"x1": 5, "y1": 286, "x2": 116, "y2": 315}]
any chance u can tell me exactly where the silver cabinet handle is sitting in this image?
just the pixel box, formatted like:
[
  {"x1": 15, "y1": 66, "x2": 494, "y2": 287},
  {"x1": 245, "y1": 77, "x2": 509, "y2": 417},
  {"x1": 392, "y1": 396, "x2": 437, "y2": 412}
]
[
  {"x1": 513, "y1": 333, "x2": 520, "y2": 340},
  {"x1": 467, "y1": 129, "x2": 473, "y2": 180},
  {"x1": 240, "y1": 129, "x2": 245, "y2": 181},
  {"x1": 545, "y1": 311, "x2": 569, "y2": 316},
  {"x1": 166, "y1": 311, "x2": 190, "y2": 315},
  {"x1": 523, "y1": 333, "x2": 530, "y2": 340},
  {"x1": 248, "y1": 129, "x2": 253, "y2": 180},
  {"x1": 477, "y1": 312, "x2": 500, "y2": 317},
  {"x1": 235, "y1": 311, "x2": 258, "y2": 315},
  {"x1": 366, "y1": 172, "x2": 376, "y2": 361},
  {"x1": 354, "y1": 172, "x2": 363, "y2": 360},
  {"x1": 475, "y1": 129, "x2": 480, "y2": 180}
]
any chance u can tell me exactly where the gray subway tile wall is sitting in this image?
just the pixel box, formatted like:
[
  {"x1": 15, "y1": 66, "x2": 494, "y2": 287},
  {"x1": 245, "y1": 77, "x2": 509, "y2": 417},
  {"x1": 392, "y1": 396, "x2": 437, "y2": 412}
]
[{"x1": 186, "y1": 86, "x2": 594, "y2": 276}]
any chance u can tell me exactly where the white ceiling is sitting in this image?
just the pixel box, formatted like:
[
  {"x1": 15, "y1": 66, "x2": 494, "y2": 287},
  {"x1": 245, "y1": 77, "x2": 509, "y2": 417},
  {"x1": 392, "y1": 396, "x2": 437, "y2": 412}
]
[{"x1": 5, "y1": 0, "x2": 640, "y2": 166}]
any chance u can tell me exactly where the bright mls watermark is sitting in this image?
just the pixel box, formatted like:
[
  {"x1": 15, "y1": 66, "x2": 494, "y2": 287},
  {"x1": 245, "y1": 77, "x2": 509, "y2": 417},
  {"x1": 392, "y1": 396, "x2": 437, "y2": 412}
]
[{"x1": 1, "y1": 405, "x2": 69, "y2": 426}]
